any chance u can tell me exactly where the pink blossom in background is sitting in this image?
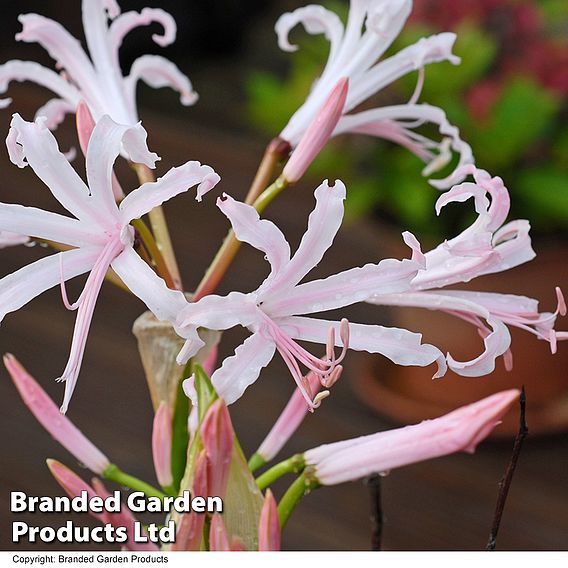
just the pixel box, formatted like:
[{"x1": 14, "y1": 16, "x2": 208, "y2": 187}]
[
  {"x1": 276, "y1": 0, "x2": 473, "y2": 188},
  {"x1": 0, "y1": 0, "x2": 196, "y2": 158}
]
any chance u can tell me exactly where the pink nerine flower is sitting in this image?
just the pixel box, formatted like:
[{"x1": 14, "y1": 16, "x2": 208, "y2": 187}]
[
  {"x1": 368, "y1": 167, "x2": 566, "y2": 376},
  {"x1": 5, "y1": 355, "x2": 110, "y2": 474},
  {"x1": 276, "y1": 0, "x2": 473, "y2": 188},
  {"x1": 305, "y1": 389, "x2": 519, "y2": 485},
  {"x1": 1, "y1": 114, "x2": 219, "y2": 412},
  {"x1": 0, "y1": 0, "x2": 196, "y2": 157},
  {"x1": 178, "y1": 180, "x2": 445, "y2": 409}
]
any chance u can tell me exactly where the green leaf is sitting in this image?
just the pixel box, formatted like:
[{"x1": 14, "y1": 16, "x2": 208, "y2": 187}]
[
  {"x1": 515, "y1": 167, "x2": 568, "y2": 230},
  {"x1": 193, "y1": 364, "x2": 218, "y2": 422},
  {"x1": 170, "y1": 374, "x2": 190, "y2": 492},
  {"x1": 470, "y1": 77, "x2": 560, "y2": 168}
]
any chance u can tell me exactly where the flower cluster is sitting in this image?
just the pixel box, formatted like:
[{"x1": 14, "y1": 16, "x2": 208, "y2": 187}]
[{"x1": 0, "y1": 0, "x2": 565, "y2": 552}]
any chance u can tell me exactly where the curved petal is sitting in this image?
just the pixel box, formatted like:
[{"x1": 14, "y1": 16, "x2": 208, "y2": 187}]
[
  {"x1": 124, "y1": 55, "x2": 198, "y2": 112},
  {"x1": 0, "y1": 60, "x2": 80, "y2": 110},
  {"x1": 267, "y1": 180, "x2": 346, "y2": 294},
  {"x1": 86, "y1": 116, "x2": 158, "y2": 222},
  {"x1": 264, "y1": 256, "x2": 419, "y2": 318},
  {"x1": 7, "y1": 114, "x2": 98, "y2": 224},
  {"x1": 110, "y1": 247, "x2": 187, "y2": 324},
  {"x1": 211, "y1": 333, "x2": 276, "y2": 405},
  {"x1": 119, "y1": 161, "x2": 219, "y2": 224},
  {"x1": 0, "y1": 203, "x2": 105, "y2": 248},
  {"x1": 35, "y1": 97, "x2": 76, "y2": 130},
  {"x1": 350, "y1": 33, "x2": 460, "y2": 110},
  {"x1": 365, "y1": 0, "x2": 413, "y2": 59},
  {"x1": 275, "y1": 5, "x2": 344, "y2": 59},
  {"x1": 177, "y1": 291, "x2": 259, "y2": 332},
  {"x1": 279, "y1": 315, "x2": 447, "y2": 378},
  {"x1": 446, "y1": 317, "x2": 511, "y2": 377},
  {"x1": 16, "y1": 14, "x2": 100, "y2": 105},
  {"x1": 489, "y1": 220, "x2": 536, "y2": 272},
  {"x1": 81, "y1": 0, "x2": 116, "y2": 76},
  {"x1": 216, "y1": 193, "x2": 290, "y2": 286},
  {"x1": 369, "y1": 291, "x2": 512, "y2": 377},
  {"x1": 109, "y1": 8, "x2": 177, "y2": 56},
  {"x1": 336, "y1": 103, "x2": 474, "y2": 189},
  {"x1": 0, "y1": 247, "x2": 99, "y2": 322}
]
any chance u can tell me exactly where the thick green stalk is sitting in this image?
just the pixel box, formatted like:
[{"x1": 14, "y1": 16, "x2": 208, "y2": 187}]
[
  {"x1": 103, "y1": 464, "x2": 167, "y2": 500},
  {"x1": 255, "y1": 454, "x2": 305, "y2": 490},
  {"x1": 277, "y1": 471, "x2": 320, "y2": 529}
]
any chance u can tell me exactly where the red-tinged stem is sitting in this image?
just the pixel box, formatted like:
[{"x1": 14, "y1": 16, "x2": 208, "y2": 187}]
[{"x1": 133, "y1": 163, "x2": 183, "y2": 291}]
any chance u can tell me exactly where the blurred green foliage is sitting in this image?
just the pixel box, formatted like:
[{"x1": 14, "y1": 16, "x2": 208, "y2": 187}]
[{"x1": 246, "y1": 1, "x2": 568, "y2": 238}]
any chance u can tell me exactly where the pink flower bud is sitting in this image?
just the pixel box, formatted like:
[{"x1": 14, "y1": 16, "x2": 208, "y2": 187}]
[
  {"x1": 172, "y1": 450, "x2": 208, "y2": 551},
  {"x1": 152, "y1": 402, "x2": 173, "y2": 488},
  {"x1": 5, "y1": 355, "x2": 110, "y2": 474},
  {"x1": 76, "y1": 100, "x2": 95, "y2": 156},
  {"x1": 258, "y1": 490, "x2": 281, "y2": 551},
  {"x1": 209, "y1": 514, "x2": 231, "y2": 551},
  {"x1": 282, "y1": 77, "x2": 348, "y2": 183},
  {"x1": 200, "y1": 399, "x2": 234, "y2": 499},
  {"x1": 91, "y1": 478, "x2": 158, "y2": 551},
  {"x1": 305, "y1": 389, "x2": 520, "y2": 485},
  {"x1": 47, "y1": 460, "x2": 104, "y2": 522},
  {"x1": 76, "y1": 100, "x2": 124, "y2": 200}
]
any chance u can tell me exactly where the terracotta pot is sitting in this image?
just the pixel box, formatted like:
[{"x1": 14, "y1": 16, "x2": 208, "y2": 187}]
[{"x1": 352, "y1": 242, "x2": 568, "y2": 436}]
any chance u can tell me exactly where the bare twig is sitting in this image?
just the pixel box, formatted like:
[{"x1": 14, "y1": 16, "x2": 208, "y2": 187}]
[
  {"x1": 486, "y1": 386, "x2": 528, "y2": 551},
  {"x1": 366, "y1": 473, "x2": 384, "y2": 551}
]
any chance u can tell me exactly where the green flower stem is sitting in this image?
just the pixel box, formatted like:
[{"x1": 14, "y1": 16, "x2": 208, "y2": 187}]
[
  {"x1": 255, "y1": 454, "x2": 305, "y2": 490},
  {"x1": 103, "y1": 464, "x2": 167, "y2": 500},
  {"x1": 193, "y1": 176, "x2": 289, "y2": 300},
  {"x1": 277, "y1": 471, "x2": 320, "y2": 529},
  {"x1": 248, "y1": 452, "x2": 266, "y2": 473}
]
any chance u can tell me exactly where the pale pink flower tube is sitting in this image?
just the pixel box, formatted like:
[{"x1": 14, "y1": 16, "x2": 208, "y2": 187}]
[
  {"x1": 256, "y1": 372, "x2": 321, "y2": 464},
  {"x1": 282, "y1": 77, "x2": 348, "y2": 183},
  {"x1": 305, "y1": 389, "x2": 519, "y2": 485},
  {"x1": 5, "y1": 354, "x2": 110, "y2": 474}
]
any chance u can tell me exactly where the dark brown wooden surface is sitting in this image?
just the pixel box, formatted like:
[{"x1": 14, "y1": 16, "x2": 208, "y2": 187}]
[{"x1": 0, "y1": 90, "x2": 567, "y2": 551}]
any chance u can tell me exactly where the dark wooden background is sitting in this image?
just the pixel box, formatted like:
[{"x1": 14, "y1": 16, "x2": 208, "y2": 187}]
[{"x1": 0, "y1": 0, "x2": 567, "y2": 551}]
